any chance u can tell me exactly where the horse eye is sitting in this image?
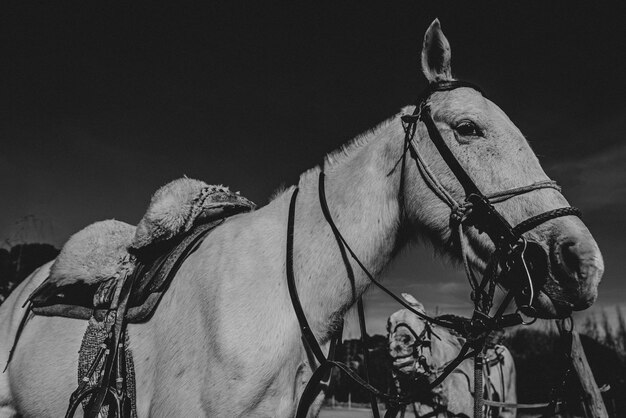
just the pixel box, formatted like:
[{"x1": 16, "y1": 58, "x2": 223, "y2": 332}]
[{"x1": 455, "y1": 121, "x2": 482, "y2": 137}]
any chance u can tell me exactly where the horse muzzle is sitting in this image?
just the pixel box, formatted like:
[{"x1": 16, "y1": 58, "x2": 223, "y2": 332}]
[
  {"x1": 549, "y1": 230, "x2": 604, "y2": 310},
  {"x1": 393, "y1": 357, "x2": 417, "y2": 374},
  {"x1": 519, "y1": 226, "x2": 604, "y2": 318}
]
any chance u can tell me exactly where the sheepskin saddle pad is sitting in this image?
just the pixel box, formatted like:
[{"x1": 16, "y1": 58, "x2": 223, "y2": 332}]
[{"x1": 28, "y1": 177, "x2": 255, "y2": 322}]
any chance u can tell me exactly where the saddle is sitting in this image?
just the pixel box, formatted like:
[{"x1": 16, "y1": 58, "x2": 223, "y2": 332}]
[
  {"x1": 27, "y1": 178, "x2": 256, "y2": 323},
  {"x1": 2, "y1": 178, "x2": 256, "y2": 417}
]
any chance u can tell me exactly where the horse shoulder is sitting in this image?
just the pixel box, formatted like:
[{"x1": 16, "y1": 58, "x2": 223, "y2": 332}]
[{"x1": 147, "y1": 205, "x2": 305, "y2": 416}]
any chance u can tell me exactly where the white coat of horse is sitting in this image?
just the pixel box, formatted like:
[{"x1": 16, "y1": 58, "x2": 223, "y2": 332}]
[{"x1": 0, "y1": 19, "x2": 602, "y2": 417}]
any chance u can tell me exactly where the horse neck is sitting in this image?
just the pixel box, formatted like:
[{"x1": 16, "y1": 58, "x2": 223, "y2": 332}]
[
  {"x1": 290, "y1": 118, "x2": 406, "y2": 341},
  {"x1": 431, "y1": 329, "x2": 464, "y2": 369}
]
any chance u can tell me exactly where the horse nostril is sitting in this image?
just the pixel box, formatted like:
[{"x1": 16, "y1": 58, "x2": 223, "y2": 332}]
[
  {"x1": 573, "y1": 295, "x2": 596, "y2": 311},
  {"x1": 556, "y1": 238, "x2": 603, "y2": 283},
  {"x1": 552, "y1": 235, "x2": 603, "y2": 310},
  {"x1": 560, "y1": 241, "x2": 581, "y2": 278}
]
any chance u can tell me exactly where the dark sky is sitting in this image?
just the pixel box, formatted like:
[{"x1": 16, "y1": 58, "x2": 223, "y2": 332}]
[{"x1": 2, "y1": 2, "x2": 625, "y2": 335}]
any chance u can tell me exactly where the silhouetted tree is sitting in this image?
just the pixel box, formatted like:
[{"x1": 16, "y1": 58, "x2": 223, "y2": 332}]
[
  {"x1": 327, "y1": 326, "x2": 625, "y2": 416},
  {"x1": 0, "y1": 248, "x2": 12, "y2": 303},
  {"x1": 0, "y1": 243, "x2": 59, "y2": 304},
  {"x1": 616, "y1": 306, "x2": 626, "y2": 354},
  {"x1": 583, "y1": 313, "x2": 601, "y2": 341},
  {"x1": 602, "y1": 309, "x2": 616, "y2": 349}
]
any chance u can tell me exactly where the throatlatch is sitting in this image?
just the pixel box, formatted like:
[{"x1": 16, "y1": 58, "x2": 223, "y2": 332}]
[{"x1": 287, "y1": 80, "x2": 582, "y2": 418}]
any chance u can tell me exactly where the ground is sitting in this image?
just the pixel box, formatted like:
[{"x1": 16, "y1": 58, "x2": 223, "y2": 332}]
[
  {"x1": 319, "y1": 406, "x2": 546, "y2": 417},
  {"x1": 319, "y1": 407, "x2": 416, "y2": 417}
]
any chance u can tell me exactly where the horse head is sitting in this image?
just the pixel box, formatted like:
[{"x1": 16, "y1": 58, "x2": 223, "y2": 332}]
[
  {"x1": 387, "y1": 294, "x2": 457, "y2": 379},
  {"x1": 403, "y1": 20, "x2": 603, "y2": 318}
]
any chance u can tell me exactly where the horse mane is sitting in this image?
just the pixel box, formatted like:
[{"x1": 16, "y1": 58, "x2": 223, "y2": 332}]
[
  {"x1": 268, "y1": 183, "x2": 289, "y2": 202},
  {"x1": 433, "y1": 323, "x2": 466, "y2": 351},
  {"x1": 323, "y1": 114, "x2": 398, "y2": 167},
  {"x1": 304, "y1": 111, "x2": 410, "y2": 193}
]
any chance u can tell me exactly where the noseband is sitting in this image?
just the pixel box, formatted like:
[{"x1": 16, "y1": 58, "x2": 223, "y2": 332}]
[{"x1": 286, "y1": 80, "x2": 582, "y2": 417}]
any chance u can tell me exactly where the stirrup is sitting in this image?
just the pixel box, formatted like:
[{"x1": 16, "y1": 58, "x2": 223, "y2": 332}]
[{"x1": 64, "y1": 270, "x2": 136, "y2": 418}]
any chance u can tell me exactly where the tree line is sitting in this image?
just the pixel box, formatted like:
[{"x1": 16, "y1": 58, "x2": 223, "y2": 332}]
[{"x1": 0, "y1": 243, "x2": 58, "y2": 304}]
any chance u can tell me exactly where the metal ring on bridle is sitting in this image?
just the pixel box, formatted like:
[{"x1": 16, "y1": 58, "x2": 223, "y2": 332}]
[
  {"x1": 561, "y1": 316, "x2": 574, "y2": 333},
  {"x1": 516, "y1": 306, "x2": 538, "y2": 326}
]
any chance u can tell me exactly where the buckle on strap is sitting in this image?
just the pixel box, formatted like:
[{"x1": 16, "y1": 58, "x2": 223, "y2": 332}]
[
  {"x1": 464, "y1": 194, "x2": 518, "y2": 247},
  {"x1": 401, "y1": 114, "x2": 420, "y2": 124}
]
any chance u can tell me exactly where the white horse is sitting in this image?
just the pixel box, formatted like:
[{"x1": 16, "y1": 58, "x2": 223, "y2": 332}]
[
  {"x1": 388, "y1": 294, "x2": 516, "y2": 418},
  {"x1": 0, "y1": 19, "x2": 603, "y2": 418}
]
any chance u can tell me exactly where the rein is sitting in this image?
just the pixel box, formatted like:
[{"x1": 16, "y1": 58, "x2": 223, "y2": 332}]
[
  {"x1": 286, "y1": 80, "x2": 582, "y2": 418},
  {"x1": 391, "y1": 322, "x2": 440, "y2": 380}
]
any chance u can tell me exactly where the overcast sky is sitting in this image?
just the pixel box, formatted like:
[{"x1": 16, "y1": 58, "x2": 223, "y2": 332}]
[{"x1": 2, "y1": 2, "x2": 625, "y2": 336}]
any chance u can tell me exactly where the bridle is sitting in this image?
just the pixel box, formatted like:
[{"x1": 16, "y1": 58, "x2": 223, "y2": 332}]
[
  {"x1": 286, "y1": 80, "x2": 582, "y2": 418},
  {"x1": 392, "y1": 321, "x2": 512, "y2": 418},
  {"x1": 391, "y1": 322, "x2": 439, "y2": 377},
  {"x1": 390, "y1": 321, "x2": 473, "y2": 417},
  {"x1": 398, "y1": 80, "x2": 580, "y2": 317}
]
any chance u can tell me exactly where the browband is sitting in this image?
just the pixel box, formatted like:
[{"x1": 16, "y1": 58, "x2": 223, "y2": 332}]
[{"x1": 412, "y1": 80, "x2": 484, "y2": 108}]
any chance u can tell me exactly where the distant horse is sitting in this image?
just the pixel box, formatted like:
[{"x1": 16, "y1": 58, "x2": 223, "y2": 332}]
[
  {"x1": 388, "y1": 294, "x2": 516, "y2": 417},
  {"x1": 0, "y1": 19, "x2": 602, "y2": 417}
]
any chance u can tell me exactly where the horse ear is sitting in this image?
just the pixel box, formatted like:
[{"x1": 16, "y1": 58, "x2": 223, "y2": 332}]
[
  {"x1": 421, "y1": 19, "x2": 453, "y2": 83},
  {"x1": 401, "y1": 293, "x2": 425, "y2": 313}
]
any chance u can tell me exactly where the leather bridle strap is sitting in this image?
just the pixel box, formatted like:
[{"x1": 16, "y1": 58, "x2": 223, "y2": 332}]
[
  {"x1": 317, "y1": 172, "x2": 467, "y2": 332},
  {"x1": 403, "y1": 81, "x2": 581, "y2": 251},
  {"x1": 286, "y1": 187, "x2": 326, "y2": 363},
  {"x1": 392, "y1": 322, "x2": 438, "y2": 351},
  {"x1": 512, "y1": 206, "x2": 581, "y2": 236},
  {"x1": 286, "y1": 187, "x2": 413, "y2": 417},
  {"x1": 287, "y1": 173, "x2": 483, "y2": 417},
  {"x1": 418, "y1": 106, "x2": 481, "y2": 198}
]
